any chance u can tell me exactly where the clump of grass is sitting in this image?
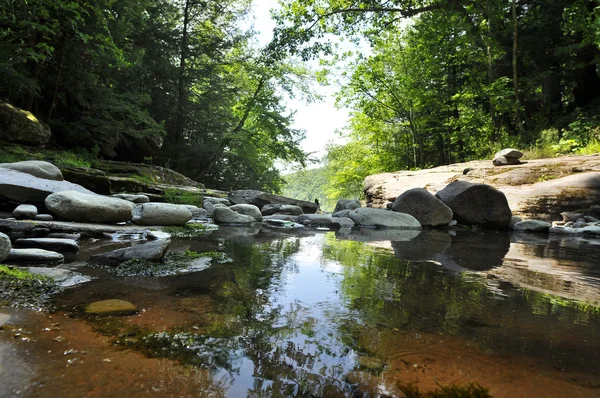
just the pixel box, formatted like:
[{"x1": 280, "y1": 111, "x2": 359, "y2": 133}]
[
  {"x1": 163, "y1": 223, "x2": 207, "y2": 238},
  {"x1": 164, "y1": 188, "x2": 204, "y2": 207},
  {"x1": 398, "y1": 383, "x2": 492, "y2": 398},
  {"x1": 0, "y1": 264, "x2": 60, "y2": 309}
]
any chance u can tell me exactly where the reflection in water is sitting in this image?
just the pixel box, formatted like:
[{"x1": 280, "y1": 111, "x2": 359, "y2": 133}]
[{"x1": 4, "y1": 229, "x2": 600, "y2": 397}]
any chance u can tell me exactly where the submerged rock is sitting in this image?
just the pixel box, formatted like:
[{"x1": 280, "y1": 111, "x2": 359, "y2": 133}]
[
  {"x1": 229, "y1": 204, "x2": 263, "y2": 221},
  {"x1": 87, "y1": 239, "x2": 171, "y2": 266},
  {"x1": 436, "y1": 181, "x2": 512, "y2": 228},
  {"x1": 14, "y1": 238, "x2": 79, "y2": 253},
  {"x1": 0, "y1": 232, "x2": 11, "y2": 262},
  {"x1": 45, "y1": 190, "x2": 135, "y2": 223},
  {"x1": 25, "y1": 267, "x2": 91, "y2": 287},
  {"x1": 348, "y1": 208, "x2": 422, "y2": 229},
  {"x1": 297, "y1": 214, "x2": 354, "y2": 230},
  {"x1": 391, "y1": 188, "x2": 453, "y2": 227},
  {"x1": 5, "y1": 248, "x2": 64, "y2": 265},
  {"x1": 85, "y1": 299, "x2": 138, "y2": 316},
  {"x1": 0, "y1": 160, "x2": 63, "y2": 181},
  {"x1": 132, "y1": 203, "x2": 192, "y2": 226}
]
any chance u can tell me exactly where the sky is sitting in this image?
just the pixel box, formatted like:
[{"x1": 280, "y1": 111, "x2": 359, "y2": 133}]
[{"x1": 245, "y1": 0, "x2": 352, "y2": 166}]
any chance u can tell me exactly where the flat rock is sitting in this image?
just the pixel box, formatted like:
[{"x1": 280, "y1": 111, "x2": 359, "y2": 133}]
[
  {"x1": 87, "y1": 239, "x2": 171, "y2": 266},
  {"x1": 228, "y1": 190, "x2": 318, "y2": 214},
  {"x1": 14, "y1": 238, "x2": 79, "y2": 253},
  {"x1": 230, "y1": 204, "x2": 263, "y2": 221},
  {"x1": 47, "y1": 232, "x2": 81, "y2": 241},
  {"x1": 0, "y1": 160, "x2": 63, "y2": 181},
  {"x1": 34, "y1": 214, "x2": 53, "y2": 221},
  {"x1": 297, "y1": 214, "x2": 354, "y2": 230},
  {"x1": 25, "y1": 267, "x2": 91, "y2": 287},
  {"x1": 132, "y1": 203, "x2": 192, "y2": 226},
  {"x1": 436, "y1": 181, "x2": 512, "y2": 228},
  {"x1": 85, "y1": 299, "x2": 138, "y2": 316},
  {"x1": 12, "y1": 204, "x2": 38, "y2": 220},
  {"x1": 513, "y1": 220, "x2": 551, "y2": 232},
  {"x1": 46, "y1": 190, "x2": 135, "y2": 224},
  {"x1": 5, "y1": 248, "x2": 64, "y2": 265},
  {"x1": 391, "y1": 188, "x2": 453, "y2": 227},
  {"x1": 111, "y1": 193, "x2": 150, "y2": 203},
  {"x1": 263, "y1": 219, "x2": 306, "y2": 229},
  {"x1": 0, "y1": 232, "x2": 10, "y2": 262},
  {"x1": 212, "y1": 207, "x2": 257, "y2": 225},
  {"x1": 334, "y1": 199, "x2": 361, "y2": 213},
  {"x1": 495, "y1": 148, "x2": 524, "y2": 159},
  {"x1": 348, "y1": 208, "x2": 422, "y2": 229},
  {"x1": 260, "y1": 204, "x2": 303, "y2": 216},
  {"x1": 0, "y1": 168, "x2": 94, "y2": 204}
]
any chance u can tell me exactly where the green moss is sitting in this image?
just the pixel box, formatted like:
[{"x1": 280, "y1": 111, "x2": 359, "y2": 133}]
[
  {"x1": 164, "y1": 188, "x2": 204, "y2": 206},
  {"x1": 163, "y1": 223, "x2": 207, "y2": 238},
  {"x1": 0, "y1": 264, "x2": 61, "y2": 309},
  {"x1": 398, "y1": 383, "x2": 491, "y2": 398},
  {"x1": 0, "y1": 144, "x2": 94, "y2": 168}
]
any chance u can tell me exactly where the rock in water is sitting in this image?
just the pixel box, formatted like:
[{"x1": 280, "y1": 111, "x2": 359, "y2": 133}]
[
  {"x1": 0, "y1": 102, "x2": 51, "y2": 146},
  {"x1": 229, "y1": 204, "x2": 263, "y2": 221},
  {"x1": 14, "y1": 238, "x2": 79, "y2": 253},
  {"x1": 212, "y1": 207, "x2": 257, "y2": 225},
  {"x1": 297, "y1": 214, "x2": 355, "y2": 230},
  {"x1": 0, "y1": 160, "x2": 63, "y2": 181},
  {"x1": 492, "y1": 156, "x2": 522, "y2": 166},
  {"x1": 228, "y1": 190, "x2": 318, "y2": 214},
  {"x1": 85, "y1": 299, "x2": 138, "y2": 316},
  {"x1": 494, "y1": 148, "x2": 523, "y2": 159},
  {"x1": 87, "y1": 239, "x2": 171, "y2": 266},
  {"x1": 348, "y1": 208, "x2": 422, "y2": 229},
  {"x1": 260, "y1": 204, "x2": 303, "y2": 216},
  {"x1": 334, "y1": 199, "x2": 361, "y2": 213},
  {"x1": 5, "y1": 248, "x2": 64, "y2": 265},
  {"x1": 390, "y1": 188, "x2": 453, "y2": 227},
  {"x1": 132, "y1": 203, "x2": 192, "y2": 226},
  {"x1": 45, "y1": 190, "x2": 135, "y2": 224},
  {"x1": 12, "y1": 204, "x2": 38, "y2": 220},
  {"x1": 0, "y1": 169, "x2": 95, "y2": 204},
  {"x1": 435, "y1": 181, "x2": 512, "y2": 228},
  {"x1": 513, "y1": 220, "x2": 551, "y2": 232},
  {"x1": 0, "y1": 233, "x2": 11, "y2": 262}
]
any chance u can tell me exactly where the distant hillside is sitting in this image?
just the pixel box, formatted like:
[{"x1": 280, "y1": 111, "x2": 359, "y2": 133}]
[{"x1": 282, "y1": 168, "x2": 337, "y2": 212}]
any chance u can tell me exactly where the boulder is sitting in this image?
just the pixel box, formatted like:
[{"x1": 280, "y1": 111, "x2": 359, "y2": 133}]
[
  {"x1": 87, "y1": 239, "x2": 171, "y2": 267},
  {"x1": 513, "y1": 220, "x2": 551, "y2": 232},
  {"x1": 390, "y1": 188, "x2": 452, "y2": 227},
  {"x1": 0, "y1": 168, "x2": 95, "y2": 204},
  {"x1": 492, "y1": 156, "x2": 522, "y2": 166},
  {"x1": 203, "y1": 197, "x2": 231, "y2": 206},
  {"x1": 184, "y1": 206, "x2": 209, "y2": 219},
  {"x1": 435, "y1": 181, "x2": 512, "y2": 228},
  {"x1": 495, "y1": 148, "x2": 523, "y2": 159},
  {"x1": 332, "y1": 210, "x2": 352, "y2": 218},
  {"x1": 0, "y1": 232, "x2": 10, "y2": 262},
  {"x1": 0, "y1": 161, "x2": 63, "y2": 181},
  {"x1": 34, "y1": 214, "x2": 53, "y2": 221},
  {"x1": 5, "y1": 248, "x2": 64, "y2": 265},
  {"x1": 509, "y1": 216, "x2": 522, "y2": 229},
  {"x1": 45, "y1": 191, "x2": 135, "y2": 224},
  {"x1": 85, "y1": 299, "x2": 138, "y2": 316},
  {"x1": 260, "y1": 204, "x2": 303, "y2": 216},
  {"x1": 60, "y1": 167, "x2": 112, "y2": 195},
  {"x1": 111, "y1": 193, "x2": 150, "y2": 203},
  {"x1": 14, "y1": 238, "x2": 79, "y2": 253},
  {"x1": 12, "y1": 204, "x2": 38, "y2": 220},
  {"x1": 203, "y1": 201, "x2": 227, "y2": 215},
  {"x1": 0, "y1": 102, "x2": 51, "y2": 146},
  {"x1": 228, "y1": 190, "x2": 318, "y2": 214},
  {"x1": 297, "y1": 214, "x2": 354, "y2": 230},
  {"x1": 334, "y1": 199, "x2": 361, "y2": 213},
  {"x1": 132, "y1": 203, "x2": 192, "y2": 226},
  {"x1": 230, "y1": 204, "x2": 263, "y2": 221},
  {"x1": 347, "y1": 208, "x2": 422, "y2": 229},
  {"x1": 212, "y1": 207, "x2": 257, "y2": 225}
]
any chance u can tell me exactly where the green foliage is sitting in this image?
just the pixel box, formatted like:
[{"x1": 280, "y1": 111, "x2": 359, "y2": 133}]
[
  {"x1": 282, "y1": 167, "x2": 337, "y2": 212},
  {"x1": 162, "y1": 223, "x2": 207, "y2": 238}
]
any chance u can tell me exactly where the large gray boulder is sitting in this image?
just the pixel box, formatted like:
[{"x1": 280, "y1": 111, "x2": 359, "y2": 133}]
[
  {"x1": 212, "y1": 206, "x2": 257, "y2": 225},
  {"x1": 228, "y1": 190, "x2": 318, "y2": 214},
  {"x1": 333, "y1": 199, "x2": 361, "y2": 214},
  {"x1": 348, "y1": 208, "x2": 422, "y2": 229},
  {"x1": 87, "y1": 239, "x2": 171, "y2": 266},
  {"x1": 12, "y1": 204, "x2": 38, "y2": 220},
  {"x1": 45, "y1": 190, "x2": 135, "y2": 224},
  {"x1": 0, "y1": 161, "x2": 63, "y2": 181},
  {"x1": 203, "y1": 201, "x2": 227, "y2": 216},
  {"x1": 230, "y1": 204, "x2": 263, "y2": 222},
  {"x1": 0, "y1": 232, "x2": 10, "y2": 262},
  {"x1": 435, "y1": 181, "x2": 512, "y2": 228},
  {"x1": 0, "y1": 168, "x2": 95, "y2": 204},
  {"x1": 260, "y1": 204, "x2": 303, "y2": 216},
  {"x1": 297, "y1": 214, "x2": 354, "y2": 230},
  {"x1": 132, "y1": 203, "x2": 192, "y2": 226},
  {"x1": 0, "y1": 102, "x2": 51, "y2": 146},
  {"x1": 391, "y1": 188, "x2": 453, "y2": 227}
]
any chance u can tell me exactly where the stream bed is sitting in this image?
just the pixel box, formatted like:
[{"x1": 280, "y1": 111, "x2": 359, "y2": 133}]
[{"x1": 1, "y1": 228, "x2": 600, "y2": 397}]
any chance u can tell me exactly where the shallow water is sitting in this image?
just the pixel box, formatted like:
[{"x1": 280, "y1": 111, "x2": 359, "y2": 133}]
[{"x1": 2, "y1": 228, "x2": 600, "y2": 397}]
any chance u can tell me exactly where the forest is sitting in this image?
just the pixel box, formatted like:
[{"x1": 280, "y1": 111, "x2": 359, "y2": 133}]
[{"x1": 2, "y1": 1, "x2": 600, "y2": 199}]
